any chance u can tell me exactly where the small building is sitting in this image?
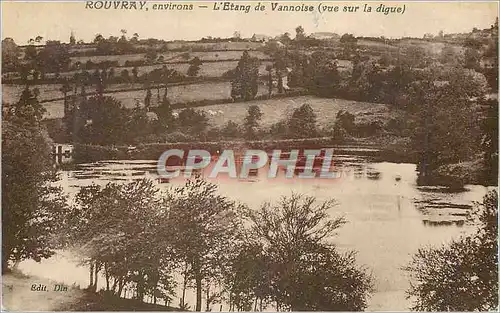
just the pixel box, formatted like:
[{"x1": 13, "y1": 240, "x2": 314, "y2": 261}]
[
  {"x1": 251, "y1": 34, "x2": 272, "y2": 43},
  {"x1": 309, "y1": 32, "x2": 340, "y2": 40},
  {"x1": 480, "y1": 57, "x2": 496, "y2": 69},
  {"x1": 53, "y1": 143, "x2": 74, "y2": 165}
]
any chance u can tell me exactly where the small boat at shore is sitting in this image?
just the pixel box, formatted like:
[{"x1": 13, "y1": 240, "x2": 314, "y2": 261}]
[{"x1": 157, "y1": 177, "x2": 170, "y2": 184}]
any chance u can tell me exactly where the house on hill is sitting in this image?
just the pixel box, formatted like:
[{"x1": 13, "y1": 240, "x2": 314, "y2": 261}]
[
  {"x1": 480, "y1": 57, "x2": 496, "y2": 69},
  {"x1": 251, "y1": 34, "x2": 272, "y2": 43},
  {"x1": 309, "y1": 32, "x2": 340, "y2": 40}
]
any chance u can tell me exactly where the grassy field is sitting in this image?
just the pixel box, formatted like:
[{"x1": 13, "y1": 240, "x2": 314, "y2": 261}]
[
  {"x1": 3, "y1": 83, "x2": 64, "y2": 103},
  {"x1": 69, "y1": 50, "x2": 269, "y2": 67},
  {"x1": 2, "y1": 59, "x2": 273, "y2": 81},
  {"x1": 357, "y1": 39, "x2": 399, "y2": 50},
  {"x1": 398, "y1": 39, "x2": 464, "y2": 55},
  {"x1": 16, "y1": 81, "x2": 268, "y2": 119},
  {"x1": 70, "y1": 53, "x2": 154, "y2": 66},
  {"x1": 163, "y1": 41, "x2": 263, "y2": 51},
  {"x1": 5, "y1": 85, "x2": 392, "y2": 124},
  {"x1": 3, "y1": 82, "x2": 148, "y2": 103},
  {"x1": 3, "y1": 58, "x2": 273, "y2": 105},
  {"x1": 166, "y1": 50, "x2": 269, "y2": 62},
  {"x1": 192, "y1": 95, "x2": 393, "y2": 128}
]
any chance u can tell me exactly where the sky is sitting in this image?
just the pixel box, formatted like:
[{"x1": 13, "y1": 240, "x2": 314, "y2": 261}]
[{"x1": 1, "y1": 1, "x2": 498, "y2": 44}]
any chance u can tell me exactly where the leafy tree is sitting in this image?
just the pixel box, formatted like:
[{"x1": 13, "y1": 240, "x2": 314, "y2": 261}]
[
  {"x1": 187, "y1": 57, "x2": 203, "y2": 77},
  {"x1": 147, "y1": 66, "x2": 182, "y2": 102},
  {"x1": 144, "y1": 87, "x2": 152, "y2": 108},
  {"x1": 165, "y1": 178, "x2": 244, "y2": 311},
  {"x1": 265, "y1": 65, "x2": 273, "y2": 98},
  {"x1": 288, "y1": 103, "x2": 318, "y2": 138},
  {"x1": 340, "y1": 33, "x2": 358, "y2": 58},
  {"x1": 309, "y1": 52, "x2": 341, "y2": 96},
  {"x1": 2, "y1": 38, "x2": 20, "y2": 72},
  {"x1": 2, "y1": 88, "x2": 67, "y2": 272},
  {"x1": 332, "y1": 110, "x2": 355, "y2": 140},
  {"x1": 154, "y1": 96, "x2": 175, "y2": 132},
  {"x1": 348, "y1": 60, "x2": 385, "y2": 102},
  {"x1": 403, "y1": 45, "x2": 430, "y2": 69},
  {"x1": 243, "y1": 105, "x2": 263, "y2": 139},
  {"x1": 132, "y1": 67, "x2": 139, "y2": 81},
  {"x1": 295, "y1": 26, "x2": 305, "y2": 40},
  {"x1": 78, "y1": 96, "x2": 130, "y2": 145},
  {"x1": 480, "y1": 98, "x2": 498, "y2": 185},
  {"x1": 269, "y1": 120, "x2": 289, "y2": 139},
  {"x1": 65, "y1": 180, "x2": 176, "y2": 304},
  {"x1": 93, "y1": 33, "x2": 104, "y2": 43},
  {"x1": 280, "y1": 32, "x2": 292, "y2": 45},
  {"x1": 178, "y1": 108, "x2": 209, "y2": 134},
  {"x1": 128, "y1": 106, "x2": 153, "y2": 143},
  {"x1": 36, "y1": 41, "x2": 71, "y2": 75},
  {"x1": 483, "y1": 22, "x2": 498, "y2": 91},
  {"x1": 220, "y1": 121, "x2": 241, "y2": 138},
  {"x1": 245, "y1": 194, "x2": 373, "y2": 311},
  {"x1": 224, "y1": 242, "x2": 270, "y2": 311},
  {"x1": 70, "y1": 32, "x2": 76, "y2": 45},
  {"x1": 230, "y1": 51, "x2": 260, "y2": 101},
  {"x1": 405, "y1": 191, "x2": 498, "y2": 311},
  {"x1": 145, "y1": 49, "x2": 158, "y2": 64},
  {"x1": 409, "y1": 71, "x2": 485, "y2": 186},
  {"x1": 60, "y1": 79, "x2": 73, "y2": 132},
  {"x1": 120, "y1": 69, "x2": 130, "y2": 82},
  {"x1": 440, "y1": 44, "x2": 463, "y2": 66},
  {"x1": 464, "y1": 47, "x2": 481, "y2": 70},
  {"x1": 131, "y1": 32, "x2": 139, "y2": 43},
  {"x1": 6, "y1": 86, "x2": 46, "y2": 124},
  {"x1": 24, "y1": 42, "x2": 37, "y2": 62}
]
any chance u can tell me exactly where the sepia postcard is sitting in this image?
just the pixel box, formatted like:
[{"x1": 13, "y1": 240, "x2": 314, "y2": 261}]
[{"x1": 1, "y1": 1, "x2": 498, "y2": 311}]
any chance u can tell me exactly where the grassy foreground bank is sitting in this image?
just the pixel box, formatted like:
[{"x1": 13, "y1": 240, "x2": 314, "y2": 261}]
[{"x1": 2, "y1": 270, "x2": 178, "y2": 311}]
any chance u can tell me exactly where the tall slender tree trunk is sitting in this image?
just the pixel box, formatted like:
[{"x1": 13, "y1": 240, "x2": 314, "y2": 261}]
[
  {"x1": 136, "y1": 271, "x2": 145, "y2": 302},
  {"x1": 89, "y1": 262, "x2": 94, "y2": 289},
  {"x1": 195, "y1": 271, "x2": 202, "y2": 311},
  {"x1": 1, "y1": 242, "x2": 12, "y2": 274},
  {"x1": 63, "y1": 92, "x2": 68, "y2": 116},
  {"x1": 195, "y1": 275, "x2": 202, "y2": 311},
  {"x1": 2, "y1": 259, "x2": 9, "y2": 274},
  {"x1": 112, "y1": 276, "x2": 118, "y2": 294},
  {"x1": 268, "y1": 72, "x2": 272, "y2": 98},
  {"x1": 205, "y1": 284, "x2": 210, "y2": 311},
  {"x1": 104, "y1": 263, "x2": 110, "y2": 291},
  {"x1": 181, "y1": 262, "x2": 188, "y2": 308},
  {"x1": 118, "y1": 278, "x2": 125, "y2": 297},
  {"x1": 93, "y1": 262, "x2": 99, "y2": 291},
  {"x1": 153, "y1": 283, "x2": 157, "y2": 305}
]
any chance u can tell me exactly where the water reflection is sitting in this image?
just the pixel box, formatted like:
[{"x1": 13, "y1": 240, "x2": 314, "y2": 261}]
[{"x1": 34, "y1": 155, "x2": 492, "y2": 311}]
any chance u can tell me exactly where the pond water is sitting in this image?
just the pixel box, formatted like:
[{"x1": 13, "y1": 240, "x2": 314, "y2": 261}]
[{"x1": 18, "y1": 153, "x2": 492, "y2": 311}]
